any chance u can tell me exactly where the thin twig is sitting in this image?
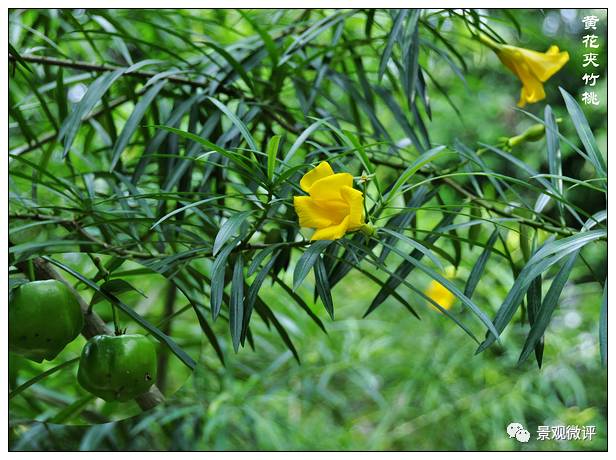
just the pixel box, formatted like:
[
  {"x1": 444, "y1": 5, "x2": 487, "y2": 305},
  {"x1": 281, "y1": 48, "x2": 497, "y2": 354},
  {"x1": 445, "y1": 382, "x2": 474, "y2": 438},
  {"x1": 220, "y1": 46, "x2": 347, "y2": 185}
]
[{"x1": 10, "y1": 53, "x2": 222, "y2": 91}]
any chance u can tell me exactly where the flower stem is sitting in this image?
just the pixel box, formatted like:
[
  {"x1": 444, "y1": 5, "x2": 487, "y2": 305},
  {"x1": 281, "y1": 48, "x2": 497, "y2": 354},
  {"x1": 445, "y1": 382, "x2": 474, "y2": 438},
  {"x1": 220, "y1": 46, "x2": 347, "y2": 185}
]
[{"x1": 477, "y1": 32, "x2": 501, "y2": 52}]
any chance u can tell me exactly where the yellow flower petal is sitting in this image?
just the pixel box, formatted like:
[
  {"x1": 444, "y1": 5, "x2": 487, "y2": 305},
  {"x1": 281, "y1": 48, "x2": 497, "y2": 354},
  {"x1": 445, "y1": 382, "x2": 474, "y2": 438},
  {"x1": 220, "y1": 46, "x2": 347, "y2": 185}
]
[
  {"x1": 300, "y1": 161, "x2": 334, "y2": 192},
  {"x1": 311, "y1": 215, "x2": 350, "y2": 241},
  {"x1": 340, "y1": 185, "x2": 364, "y2": 230},
  {"x1": 519, "y1": 46, "x2": 569, "y2": 82},
  {"x1": 518, "y1": 75, "x2": 546, "y2": 107},
  {"x1": 308, "y1": 173, "x2": 354, "y2": 201},
  {"x1": 293, "y1": 196, "x2": 334, "y2": 228}
]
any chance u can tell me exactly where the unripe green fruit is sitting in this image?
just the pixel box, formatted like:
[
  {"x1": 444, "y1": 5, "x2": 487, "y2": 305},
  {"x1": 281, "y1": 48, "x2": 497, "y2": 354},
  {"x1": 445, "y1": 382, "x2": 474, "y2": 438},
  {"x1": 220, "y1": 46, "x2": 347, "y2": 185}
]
[
  {"x1": 9, "y1": 280, "x2": 84, "y2": 363},
  {"x1": 507, "y1": 123, "x2": 546, "y2": 148},
  {"x1": 522, "y1": 123, "x2": 548, "y2": 142},
  {"x1": 77, "y1": 334, "x2": 157, "y2": 402}
]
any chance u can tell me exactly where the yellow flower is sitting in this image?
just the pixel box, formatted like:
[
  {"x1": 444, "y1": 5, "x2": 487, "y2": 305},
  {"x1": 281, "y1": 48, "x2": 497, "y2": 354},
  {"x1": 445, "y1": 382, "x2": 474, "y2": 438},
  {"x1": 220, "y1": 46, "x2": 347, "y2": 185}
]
[
  {"x1": 479, "y1": 33, "x2": 569, "y2": 107},
  {"x1": 425, "y1": 266, "x2": 456, "y2": 312},
  {"x1": 293, "y1": 161, "x2": 365, "y2": 240}
]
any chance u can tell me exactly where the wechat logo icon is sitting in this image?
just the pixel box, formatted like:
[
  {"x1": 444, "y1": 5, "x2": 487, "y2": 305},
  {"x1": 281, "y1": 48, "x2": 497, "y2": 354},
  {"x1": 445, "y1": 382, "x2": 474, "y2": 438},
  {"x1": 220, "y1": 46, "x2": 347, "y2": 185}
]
[{"x1": 507, "y1": 422, "x2": 531, "y2": 443}]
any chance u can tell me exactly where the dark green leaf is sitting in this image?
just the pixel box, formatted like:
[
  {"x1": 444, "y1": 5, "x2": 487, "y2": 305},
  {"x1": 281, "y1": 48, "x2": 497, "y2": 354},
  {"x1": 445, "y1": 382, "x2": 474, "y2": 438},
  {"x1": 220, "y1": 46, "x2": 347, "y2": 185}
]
[
  {"x1": 90, "y1": 279, "x2": 147, "y2": 308},
  {"x1": 544, "y1": 105, "x2": 564, "y2": 218},
  {"x1": 58, "y1": 68, "x2": 126, "y2": 158},
  {"x1": 210, "y1": 240, "x2": 238, "y2": 320},
  {"x1": 266, "y1": 134, "x2": 282, "y2": 182},
  {"x1": 110, "y1": 79, "x2": 166, "y2": 171},
  {"x1": 464, "y1": 229, "x2": 498, "y2": 299},
  {"x1": 293, "y1": 240, "x2": 332, "y2": 291},
  {"x1": 518, "y1": 251, "x2": 578, "y2": 364},
  {"x1": 314, "y1": 257, "x2": 334, "y2": 319},
  {"x1": 213, "y1": 211, "x2": 252, "y2": 256},
  {"x1": 559, "y1": 87, "x2": 607, "y2": 177},
  {"x1": 229, "y1": 253, "x2": 244, "y2": 352}
]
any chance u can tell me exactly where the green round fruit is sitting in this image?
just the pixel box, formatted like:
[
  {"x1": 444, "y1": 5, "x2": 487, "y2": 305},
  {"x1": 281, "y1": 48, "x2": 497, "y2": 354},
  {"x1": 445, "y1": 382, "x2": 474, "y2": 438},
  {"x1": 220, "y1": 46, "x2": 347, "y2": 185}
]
[
  {"x1": 9, "y1": 280, "x2": 84, "y2": 363},
  {"x1": 77, "y1": 334, "x2": 157, "y2": 402}
]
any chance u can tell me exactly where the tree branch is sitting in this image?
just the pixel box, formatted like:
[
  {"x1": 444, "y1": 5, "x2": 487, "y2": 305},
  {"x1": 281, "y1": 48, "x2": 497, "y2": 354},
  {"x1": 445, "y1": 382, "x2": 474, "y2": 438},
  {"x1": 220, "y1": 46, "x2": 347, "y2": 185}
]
[
  {"x1": 371, "y1": 158, "x2": 578, "y2": 237},
  {"x1": 9, "y1": 53, "x2": 218, "y2": 91}
]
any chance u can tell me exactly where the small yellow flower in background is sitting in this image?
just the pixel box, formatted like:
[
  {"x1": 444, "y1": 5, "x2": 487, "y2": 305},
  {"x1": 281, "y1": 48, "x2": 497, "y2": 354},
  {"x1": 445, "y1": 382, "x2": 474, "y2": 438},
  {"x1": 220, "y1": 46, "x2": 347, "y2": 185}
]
[
  {"x1": 293, "y1": 161, "x2": 365, "y2": 240},
  {"x1": 479, "y1": 33, "x2": 569, "y2": 107},
  {"x1": 425, "y1": 266, "x2": 457, "y2": 312}
]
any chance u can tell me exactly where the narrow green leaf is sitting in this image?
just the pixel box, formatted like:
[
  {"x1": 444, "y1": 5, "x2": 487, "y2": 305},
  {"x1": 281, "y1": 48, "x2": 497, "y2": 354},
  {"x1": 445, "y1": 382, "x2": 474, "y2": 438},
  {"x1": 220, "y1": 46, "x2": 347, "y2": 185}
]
[
  {"x1": 177, "y1": 268, "x2": 225, "y2": 365},
  {"x1": 378, "y1": 239, "x2": 500, "y2": 340},
  {"x1": 230, "y1": 253, "x2": 244, "y2": 352},
  {"x1": 385, "y1": 146, "x2": 446, "y2": 203},
  {"x1": 254, "y1": 300, "x2": 300, "y2": 364},
  {"x1": 207, "y1": 96, "x2": 258, "y2": 152},
  {"x1": 266, "y1": 134, "x2": 282, "y2": 182},
  {"x1": 293, "y1": 240, "x2": 332, "y2": 291},
  {"x1": 55, "y1": 66, "x2": 68, "y2": 128},
  {"x1": 477, "y1": 229, "x2": 605, "y2": 353},
  {"x1": 210, "y1": 240, "x2": 238, "y2": 320},
  {"x1": 48, "y1": 395, "x2": 95, "y2": 424},
  {"x1": 17, "y1": 66, "x2": 58, "y2": 131},
  {"x1": 282, "y1": 119, "x2": 325, "y2": 165},
  {"x1": 213, "y1": 211, "x2": 252, "y2": 256},
  {"x1": 110, "y1": 79, "x2": 166, "y2": 171},
  {"x1": 464, "y1": 229, "x2": 498, "y2": 298},
  {"x1": 526, "y1": 274, "x2": 544, "y2": 367},
  {"x1": 90, "y1": 279, "x2": 147, "y2": 308},
  {"x1": 379, "y1": 227, "x2": 444, "y2": 271},
  {"x1": 150, "y1": 195, "x2": 226, "y2": 230},
  {"x1": 274, "y1": 277, "x2": 327, "y2": 333},
  {"x1": 9, "y1": 43, "x2": 33, "y2": 73},
  {"x1": 200, "y1": 41, "x2": 256, "y2": 92},
  {"x1": 378, "y1": 9, "x2": 408, "y2": 81},
  {"x1": 245, "y1": 253, "x2": 279, "y2": 339},
  {"x1": 58, "y1": 68, "x2": 126, "y2": 158},
  {"x1": 9, "y1": 91, "x2": 36, "y2": 145},
  {"x1": 559, "y1": 87, "x2": 607, "y2": 176},
  {"x1": 151, "y1": 125, "x2": 255, "y2": 175},
  {"x1": 518, "y1": 251, "x2": 578, "y2": 364},
  {"x1": 468, "y1": 204, "x2": 482, "y2": 248},
  {"x1": 544, "y1": 105, "x2": 564, "y2": 217},
  {"x1": 314, "y1": 257, "x2": 334, "y2": 319},
  {"x1": 367, "y1": 211, "x2": 457, "y2": 314},
  {"x1": 237, "y1": 10, "x2": 279, "y2": 67}
]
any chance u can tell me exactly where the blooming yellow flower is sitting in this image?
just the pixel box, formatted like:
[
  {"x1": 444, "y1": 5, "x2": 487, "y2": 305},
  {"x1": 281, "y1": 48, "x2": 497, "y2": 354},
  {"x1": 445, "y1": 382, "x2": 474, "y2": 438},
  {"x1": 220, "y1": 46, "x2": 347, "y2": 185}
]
[
  {"x1": 293, "y1": 161, "x2": 365, "y2": 240},
  {"x1": 425, "y1": 266, "x2": 457, "y2": 312},
  {"x1": 479, "y1": 33, "x2": 569, "y2": 107}
]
